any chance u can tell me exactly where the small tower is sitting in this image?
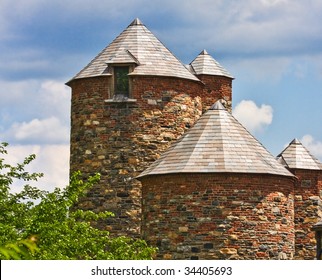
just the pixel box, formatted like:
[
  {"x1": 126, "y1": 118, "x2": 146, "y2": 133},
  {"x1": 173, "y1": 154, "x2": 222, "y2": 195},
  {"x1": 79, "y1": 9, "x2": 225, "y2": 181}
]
[
  {"x1": 277, "y1": 138, "x2": 322, "y2": 259},
  {"x1": 66, "y1": 19, "x2": 233, "y2": 236},
  {"x1": 189, "y1": 50, "x2": 234, "y2": 111},
  {"x1": 138, "y1": 101, "x2": 295, "y2": 259}
]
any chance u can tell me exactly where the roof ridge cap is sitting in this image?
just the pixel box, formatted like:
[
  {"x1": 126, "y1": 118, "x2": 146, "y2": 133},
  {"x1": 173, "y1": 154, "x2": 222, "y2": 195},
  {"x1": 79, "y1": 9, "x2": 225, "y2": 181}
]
[{"x1": 129, "y1": 18, "x2": 144, "y2": 26}]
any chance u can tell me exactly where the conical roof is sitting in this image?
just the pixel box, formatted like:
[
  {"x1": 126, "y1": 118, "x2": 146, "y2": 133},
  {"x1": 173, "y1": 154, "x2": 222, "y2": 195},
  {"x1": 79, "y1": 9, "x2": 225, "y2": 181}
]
[
  {"x1": 277, "y1": 138, "x2": 322, "y2": 170},
  {"x1": 189, "y1": 50, "x2": 233, "y2": 78},
  {"x1": 68, "y1": 18, "x2": 199, "y2": 82},
  {"x1": 138, "y1": 101, "x2": 293, "y2": 178}
]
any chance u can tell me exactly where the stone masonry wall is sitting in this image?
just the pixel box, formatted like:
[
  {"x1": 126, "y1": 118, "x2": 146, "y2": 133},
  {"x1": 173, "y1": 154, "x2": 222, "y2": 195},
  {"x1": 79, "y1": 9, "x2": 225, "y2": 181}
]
[
  {"x1": 140, "y1": 173, "x2": 295, "y2": 260},
  {"x1": 292, "y1": 169, "x2": 322, "y2": 259},
  {"x1": 197, "y1": 75, "x2": 232, "y2": 111},
  {"x1": 69, "y1": 75, "x2": 231, "y2": 237}
]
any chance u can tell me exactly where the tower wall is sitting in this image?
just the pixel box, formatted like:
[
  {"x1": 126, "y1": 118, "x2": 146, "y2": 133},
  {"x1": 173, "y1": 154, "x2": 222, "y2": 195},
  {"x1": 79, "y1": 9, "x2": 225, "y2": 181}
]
[
  {"x1": 197, "y1": 75, "x2": 232, "y2": 111},
  {"x1": 292, "y1": 169, "x2": 322, "y2": 259},
  {"x1": 69, "y1": 75, "x2": 231, "y2": 236},
  {"x1": 140, "y1": 173, "x2": 295, "y2": 260}
]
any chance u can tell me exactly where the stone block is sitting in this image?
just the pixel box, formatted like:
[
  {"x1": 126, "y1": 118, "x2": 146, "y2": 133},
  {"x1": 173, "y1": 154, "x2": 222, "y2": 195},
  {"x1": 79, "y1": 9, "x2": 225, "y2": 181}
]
[
  {"x1": 229, "y1": 234, "x2": 238, "y2": 240},
  {"x1": 220, "y1": 248, "x2": 237, "y2": 255},
  {"x1": 178, "y1": 226, "x2": 189, "y2": 232},
  {"x1": 304, "y1": 217, "x2": 318, "y2": 224}
]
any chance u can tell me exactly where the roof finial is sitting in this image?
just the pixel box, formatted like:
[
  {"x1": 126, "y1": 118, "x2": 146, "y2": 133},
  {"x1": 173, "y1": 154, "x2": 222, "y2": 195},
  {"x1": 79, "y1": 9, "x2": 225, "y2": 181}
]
[
  {"x1": 200, "y1": 49, "x2": 209, "y2": 55},
  {"x1": 130, "y1": 18, "x2": 143, "y2": 26},
  {"x1": 291, "y1": 138, "x2": 301, "y2": 144},
  {"x1": 210, "y1": 100, "x2": 226, "y2": 110}
]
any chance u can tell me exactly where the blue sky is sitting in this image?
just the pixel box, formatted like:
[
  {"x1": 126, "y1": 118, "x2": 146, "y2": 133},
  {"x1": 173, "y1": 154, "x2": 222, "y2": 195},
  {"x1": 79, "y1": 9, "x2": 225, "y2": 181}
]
[{"x1": 1, "y1": 0, "x2": 322, "y2": 190}]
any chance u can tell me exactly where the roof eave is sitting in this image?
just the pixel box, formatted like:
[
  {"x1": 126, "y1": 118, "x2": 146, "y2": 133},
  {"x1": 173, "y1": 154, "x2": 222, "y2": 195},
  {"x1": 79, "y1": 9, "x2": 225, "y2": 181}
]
[
  {"x1": 195, "y1": 72, "x2": 235, "y2": 79},
  {"x1": 65, "y1": 73, "x2": 113, "y2": 86},
  {"x1": 128, "y1": 72, "x2": 201, "y2": 82},
  {"x1": 137, "y1": 170, "x2": 296, "y2": 180}
]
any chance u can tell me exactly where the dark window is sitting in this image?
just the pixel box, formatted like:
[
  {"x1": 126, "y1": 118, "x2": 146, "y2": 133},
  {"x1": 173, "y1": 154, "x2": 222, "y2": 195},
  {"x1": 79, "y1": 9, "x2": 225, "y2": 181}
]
[
  {"x1": 301, "y1": 179, "x2": 311, "y2": 187},
  {"x1": 114, "y1": 66, "x2": 129, "y2": 97}
]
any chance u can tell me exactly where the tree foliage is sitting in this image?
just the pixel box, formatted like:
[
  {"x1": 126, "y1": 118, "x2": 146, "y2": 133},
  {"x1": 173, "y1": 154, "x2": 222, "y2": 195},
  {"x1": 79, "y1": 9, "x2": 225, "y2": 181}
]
[
  {"x1": 0, "y1": 142, "x2": 156, "y2": 260},
  {"x1": 0, "y1": 238, "x2": 38, "y2": 260}
]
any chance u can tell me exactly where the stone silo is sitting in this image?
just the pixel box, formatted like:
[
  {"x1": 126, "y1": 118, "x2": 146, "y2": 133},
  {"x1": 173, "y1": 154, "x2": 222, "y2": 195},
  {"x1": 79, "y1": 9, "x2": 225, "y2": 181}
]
[
  {"x1": 138, "y1": 101, "x2": 295, "y2": 259},
  {"x1": 277, "y1": 139, "x2": 322, "y2": 259}
]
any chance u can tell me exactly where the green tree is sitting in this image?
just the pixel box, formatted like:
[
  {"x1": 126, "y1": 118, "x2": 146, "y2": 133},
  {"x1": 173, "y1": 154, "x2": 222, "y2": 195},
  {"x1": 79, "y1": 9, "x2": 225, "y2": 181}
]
[
  {"x1": 0, "y1": 238, "x2": 38, "y2": 260},
  {"x1": 0, "y1": 142, "x2": 156, "y2": 260}
]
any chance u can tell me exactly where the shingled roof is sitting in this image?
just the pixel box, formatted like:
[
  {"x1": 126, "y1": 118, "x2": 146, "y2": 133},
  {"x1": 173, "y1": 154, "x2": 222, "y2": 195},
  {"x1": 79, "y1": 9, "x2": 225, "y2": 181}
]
[
  {"x1": 68, "y1": 18, "x2": 199, "y2": 82},
  {"x1": 189, "y1": 50, "x2": 233, "y2": 78},
  {"x1": 138, "y1": 101, "x2": 293, "y2": 178},
  {"x1": 277, "y1": 138, "x2": 322, "y2": 170}
]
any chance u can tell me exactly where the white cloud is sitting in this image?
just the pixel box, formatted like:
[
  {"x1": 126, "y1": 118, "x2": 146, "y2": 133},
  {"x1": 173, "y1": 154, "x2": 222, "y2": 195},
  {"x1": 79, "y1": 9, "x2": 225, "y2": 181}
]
[
  {"x1": 2, "y1": 0, "x2": 322, "y2": 53},
  {"x1": 163, "y1": 0, "x2": 322, "y2": 76},
  {"x1": 300, "y1": 135, "x2": 322, "y2": 160},
  {"x1": 0, "y1": 78, "x2": 70, "y2": 191},
  {"x1": 39, "y1": 80, "x2": 71, "y2": 122},
  {"x1": 0, "y1": 79, "x2": 70, "y2": 119},
  {"x1": 5, "y1": 117, "x2": 69, "y2": 145},
  {"x1": 0, "y1": 79, "x2": 39, "y2": 104},
  {"x1": 0, "y1": 79, "x2": 70, "y2": 144},
  {"x1": 4, "y1": 144, "x2": 70, "y2": 192},
  {"x1": 233, "y1": 100, "x2": 273, "y2": 133},
  {"x1": 0, "y1": 0, "x2": 147, "y2": 35}
]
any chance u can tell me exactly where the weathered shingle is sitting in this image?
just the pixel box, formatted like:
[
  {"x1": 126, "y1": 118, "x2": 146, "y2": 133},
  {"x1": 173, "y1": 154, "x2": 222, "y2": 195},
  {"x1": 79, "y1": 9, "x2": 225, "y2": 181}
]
[
  {"x1": 277, "y1": 138, "x2": 322, "y2": 170},
  {"x1": 189, "y1": 50, "x2": 233, "y2": 78},
  {"x1": 68, "y1": 18, "x2": 199, "y2": 82},
  {"x1": 138, "y1": 101, "x2": 293, "y2": 178}
]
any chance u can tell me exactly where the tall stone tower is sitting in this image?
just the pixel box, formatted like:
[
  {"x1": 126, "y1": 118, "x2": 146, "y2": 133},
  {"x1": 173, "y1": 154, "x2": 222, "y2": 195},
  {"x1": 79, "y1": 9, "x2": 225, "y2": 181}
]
[{"x1": 66, "y1": 18, "x2": 233, "y2": 236}]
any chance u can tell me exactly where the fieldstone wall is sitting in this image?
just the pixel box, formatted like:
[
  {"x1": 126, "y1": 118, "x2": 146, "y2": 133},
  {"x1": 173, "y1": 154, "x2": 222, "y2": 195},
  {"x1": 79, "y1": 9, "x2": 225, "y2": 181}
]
[
  {"x1": 140, "y1": 173, "x2": 295, "y2": 260},
  {"x1": 68, "y1": 75, "x2": 231, "y2": 236},
  {"x1": 292, "y1": 169, "x2": 322, "y2": 259}
]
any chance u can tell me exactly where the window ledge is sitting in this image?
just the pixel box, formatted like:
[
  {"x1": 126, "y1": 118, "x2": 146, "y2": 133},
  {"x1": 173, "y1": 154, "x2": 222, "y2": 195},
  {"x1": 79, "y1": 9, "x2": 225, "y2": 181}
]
[{"x1": 105, "y1": 98, "x2": 137, "y2": 103}]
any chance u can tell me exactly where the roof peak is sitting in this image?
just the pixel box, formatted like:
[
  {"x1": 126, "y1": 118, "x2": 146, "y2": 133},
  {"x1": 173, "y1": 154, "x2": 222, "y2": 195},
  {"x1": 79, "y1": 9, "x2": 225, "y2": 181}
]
[
  {"x1": 190, "y1": 50, "x2": 234, "y2": 78},
  {"x1": 200, "y1": 49, "x2": 209, "y2": 55},
  {"x1": 210, "y1": 100, "x2": 226, "y2": 110},
  {"x1": 129, "y1": 18, "x2": 144, "y2": 26},
  {"x1": 277, "y1": 138, "x2": 322, "y2": 170},
  {"x1": 290, "y1": 138, "x2": 301, "y2": 144},
  {"x1": 68, "y1": 18, "x2": 199, "y2": 82}
]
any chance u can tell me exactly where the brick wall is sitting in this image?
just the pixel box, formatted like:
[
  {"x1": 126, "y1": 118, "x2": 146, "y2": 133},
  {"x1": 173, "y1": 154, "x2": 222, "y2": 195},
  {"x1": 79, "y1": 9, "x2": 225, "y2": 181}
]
[
  {"x1": 140, "y1": 173, "x2": 295, "y2": 260},
  {"x1": 197, "y1": 75, "x2": 232, "y2": 111}
]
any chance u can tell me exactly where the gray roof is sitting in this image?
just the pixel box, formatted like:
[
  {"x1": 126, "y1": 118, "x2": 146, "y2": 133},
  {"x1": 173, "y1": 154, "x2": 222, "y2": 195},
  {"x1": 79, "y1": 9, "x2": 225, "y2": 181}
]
[
  {"x1": 189, "y1": 50, "x2": 233, "y2": 78},
  {"x1": 68, "y1": 18, "x2": 199, "y2": 82},
  {"x1": 277, "y1": 138, "x2": 322, "y2": 170},
  {"x1": 138, "y1": 101, "x2": 293, "y2": 178}
]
